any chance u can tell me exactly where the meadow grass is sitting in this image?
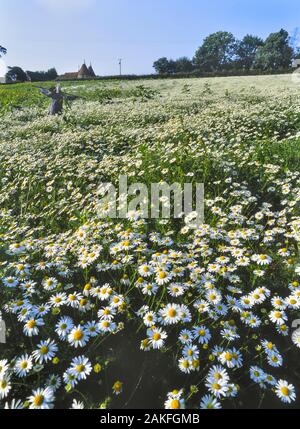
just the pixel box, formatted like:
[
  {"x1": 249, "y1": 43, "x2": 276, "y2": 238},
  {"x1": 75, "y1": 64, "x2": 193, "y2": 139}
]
[{"x1": 0, "y1": 75, "x2": 300, "y2": 409}]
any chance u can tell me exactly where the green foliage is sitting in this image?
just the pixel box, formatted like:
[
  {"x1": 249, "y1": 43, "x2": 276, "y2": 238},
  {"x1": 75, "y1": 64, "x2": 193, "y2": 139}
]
[
  {"x1": 26, "y1": 68, "x2": 58, "y2": 82},
  {"x1": 154, "y1": 28, "x2": 296, "y2": 76},
  {"x1": 236, "y1": 35, "x2": 264, "y2": 70},
  {"x1": 153, "y1": 57, "x2": 194, "y2": 74},
  {"x1": 254, "y1": 29, "x2": 294, "y2": 70},
  {"x1": 0, "y1": 45, "x2": 7, "y2": 57},
  {"x1": 193, "y1": 31, "x2": 237, "y2": 71},
  {"x1": 5, "y1": 66, "x2": 28, "y2": 83},
  {"x1": 174, "y1": 57, "x2": 194, "y2": 73},
  {"x1": 131, "y1": 84, "x2": 157, "y2": 101}
]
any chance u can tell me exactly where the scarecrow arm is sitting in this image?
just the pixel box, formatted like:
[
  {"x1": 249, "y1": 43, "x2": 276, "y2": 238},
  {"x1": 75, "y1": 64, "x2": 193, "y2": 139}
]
[
  {"x1": 64, "y1": 94, "x2": 83, "y2": 101},
  {"x1": 35, "y1": 86, "x2": 53, "y2": 97}
]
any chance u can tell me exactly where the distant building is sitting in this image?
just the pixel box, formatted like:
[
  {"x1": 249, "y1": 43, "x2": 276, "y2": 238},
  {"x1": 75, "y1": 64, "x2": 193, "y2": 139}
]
[
  {"x1": 292, "y1": 59, "x2": 300, "y2": 68},
  {"x1": 59, "y1": 61, "x2": 97, "y2": 80}
]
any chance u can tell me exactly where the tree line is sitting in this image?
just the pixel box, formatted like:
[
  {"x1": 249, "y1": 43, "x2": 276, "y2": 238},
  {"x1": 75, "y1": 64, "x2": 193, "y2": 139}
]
[
  {"x1": 1, "y1": 45, "x2": 58, "y2": 83},
  {"x1": 5, "y1": 66, "x2": 58, "y2": 83},
  {"x1": 153, "y1": 29, "x2": 300, "y2": 75},
  {"x1": 2, "y1": 29, "x2": 300, "y2": 83}
]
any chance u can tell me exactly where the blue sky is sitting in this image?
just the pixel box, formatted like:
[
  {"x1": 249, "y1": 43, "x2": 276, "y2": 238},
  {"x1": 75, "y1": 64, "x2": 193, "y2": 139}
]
[{"x1": 1, "y1": 0, "x2": 300, "y2": 76}]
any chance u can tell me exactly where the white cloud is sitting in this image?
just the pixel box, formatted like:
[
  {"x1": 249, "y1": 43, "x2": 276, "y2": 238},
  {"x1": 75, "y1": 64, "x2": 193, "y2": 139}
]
[{"x1": 37, "y1": 0, "x2": 95, "y2": 12}]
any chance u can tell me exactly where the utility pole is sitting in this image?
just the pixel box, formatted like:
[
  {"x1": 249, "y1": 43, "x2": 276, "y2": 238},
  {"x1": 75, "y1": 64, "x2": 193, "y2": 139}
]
[{"x1": 118, "y1": 59, "x2": 122, "y2": 76}]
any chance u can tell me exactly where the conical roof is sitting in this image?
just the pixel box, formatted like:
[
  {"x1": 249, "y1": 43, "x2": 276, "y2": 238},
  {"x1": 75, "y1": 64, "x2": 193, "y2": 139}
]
[
  {"x1": 88, "y1": 64, "x2": 96, "y2": 77},
  {"x1": 78, "y1": 62, "x2": 91, "y2": 78}
]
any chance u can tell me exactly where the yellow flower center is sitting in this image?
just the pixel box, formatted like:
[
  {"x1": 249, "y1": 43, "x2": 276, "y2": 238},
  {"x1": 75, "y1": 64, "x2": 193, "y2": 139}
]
[
  {"x1": 168, "y1": 309, "x2": 177, "y2": 318},
  {"x1": 170, "y1": 399, "x2": 180, "y2": 409},
  {"x1": 281, "y1": 387, "x2": 289, "y2": 396},
  {"x1": 40, "y1": 346, "x2": 49, "y2": 355},
  {"x1": 212, "y1": 383, "x2": 221, "y2": 391},
  {"x1": 33, "y1": 394, "x2": 44, "y2": 407},
  {"x1": 73, "y1": 330, "x2": 83, "y2": 341},
  {"x1": 0, "y1": 380, "x2": 7, "y2": 388},
  {"x1": 153, "y1": 333, "x2": 161, "y2": 341},
  {"x1": 27, "y1": 320, "x2": 36, "y2": 329},
  {"x1": 159, "y1": 272, "x2": 167, "y2": 279},
  {"x1": 76, "y1": 364, "x2": 85, "y2": 373}
]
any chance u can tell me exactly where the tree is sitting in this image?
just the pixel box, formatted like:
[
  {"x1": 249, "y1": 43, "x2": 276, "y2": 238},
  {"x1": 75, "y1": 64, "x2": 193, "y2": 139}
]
[
  {"x1": 26, "y1": 68, "x2": 58, "y2": 82},
  {"x1": 153, "y1": 57, "x2": 178, "y2": 74},
  {"x1": 235, "y1": 35, "x2": 264, "y2": 70},
  {"x1": 193, "y1": 31, "x2": 237, "y2": 71},
  {"x1": 5, "y1": 66, "x2": 28, "y2": 83},
  {"x1": 254, "y1": 29, "x2": 293, "y2": 70},
  {"x1": 0, "y1": 45, "x2": 7, "y2": 58},
  {"x1": 153, "y1": 57, "x2": 170, "y2": 74},
  {"x1": 167, "y1": 59, "x2": 177, "y2": 74},
  {"x1": 47, "y1": 68, "x2": 58, "y2": 80},
  {"x1": 175, "y1": 57, "x2": 194, "y2": 73}
]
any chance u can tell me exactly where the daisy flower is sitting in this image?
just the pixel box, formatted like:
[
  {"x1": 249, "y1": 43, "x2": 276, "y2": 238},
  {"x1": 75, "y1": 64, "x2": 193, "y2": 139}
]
[
  {"x1": 219, "y1": 349, "x2": 243, "y2": 369},
  {"x1": 269, "y1": 310, "x2": 287, "y2": 326},
  {"x1": 138, "y1": 264, "x2": 154, "y2": 278},
  {"x1": 0, "y1": 360, "x2": 9, "y2": 377},
  {"x1": 164, "y1": 396, "x2": 185, "y2": 409},
  {"x1": 112, "y1": 381, "x2": 123, "y2": 395},
  {"x1": 182, "y1": 345, "x2": 199, "y2": 360},
  {"x1": 3, "y1": 276, "x2": 19, "y2": 288},
  {"x1": 159, "y1": 303, "x2": 182, "y2": 325},
  {"x1": 42, "y1": 277, "x2": 58, "y2": 291},
  {"x1": 143, "y1": 311, "x2": 157, "y2": 327},
  {"x1": 205, "y1": 379, "x2": 229, "y2": 399},
  {"x1": 4, "y1": 399, "x2": 24, "y2": 409},
  {"x1": 63, "y1": 369, "x2": 78, "y2": 388},
  {"x1": 23, "y1": 317, "x2": 44, "y2": 337},
  {"x1": 253, "y1": 254, "x2": 272, "y2": 266},
  {"x1": 148, "y1": 327, "x2": 167, "y2": 349},
  {"x1": 0, "y1": 377, "x2": 11, "y2": 399},
  {"x1": 14, "y1": 354, "x2": 33, "y2": 378},
  {"x1": 193, "y1": 326, "x2": 211, "y2": 345},
  {"x1": 275, "y1": 380, "x2": 296, "y2": 404},
  {"x1": 85, "y1": 321, "x2": 100, "y2": 337},
  {"x1": 71, "y1": 399, "x2": 84, "y2": 409},
  {"x1": 32, "y1": 339, "x2": 58, "y2": 364},
  {"x1": 178, "y1": 358, "x2": 192, "y2": 374},
  {"x1": 28, "y1": 387, "x2": 54, "y2": 409},
  {"x1": 68, "y1": 325, "x2": 90, "y2": 348},
  {"x1": 97, "y1": 306, "x2": 116, "y2": 321},
  {"x1": 55, "y1": 316, "x2": 74, "y2": 339},
  {"x1": 156, "y1": 270, "x2": 172, "y2": 285},
  {"x1": 207, "y1": 366, "x2": 230, "y2": 385},
  {"x1": 179, "y1": 329, "x2": 194, "y2": 344},
  {"x1": 199, "y1": 394, "x2": 222, "y2": 409},
  {"x1": 98, "y1": 320, "x2": 117, "y2": 333},
  {"x1": 70, "y1": 356, "x2": 92, "y2": 381}
]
